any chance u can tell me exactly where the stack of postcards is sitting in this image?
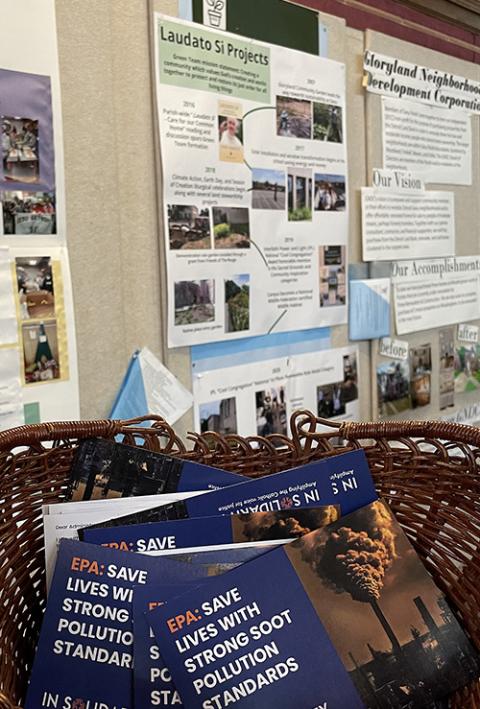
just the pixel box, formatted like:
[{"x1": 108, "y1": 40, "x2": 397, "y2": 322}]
[{"x1": 26, "y1": 438, "x2": 479, "y2": 708}]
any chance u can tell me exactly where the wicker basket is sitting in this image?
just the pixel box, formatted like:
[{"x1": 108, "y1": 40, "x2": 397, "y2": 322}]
[{"x1": 1, "y1": 410, "x2": 480, "y2": 708}]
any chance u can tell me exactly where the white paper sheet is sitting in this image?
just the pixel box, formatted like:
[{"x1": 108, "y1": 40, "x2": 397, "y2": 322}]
[
  {"x1": 364, "y1": 49, "x2": 480, "y2": 114},
  {"x1": 43, "y1": 491, "x2": 206, "y2": 591},
  {"x1": 382, "y1": 97, "x2": 472, "y2": 185},
  {"x1": 0, "y1": 347, "x2": 23, "y2": 430},
  {"x1": 362, "y1": 187, "x2": 455, "y2": 261},
  {"x1": 0, "y1": 247, "x2": 17, "y2": 345},
  {"x1": 392, "y1": 256, "x2": 480, "y2": 335},
  {"x1": 154, "y1": 14, "x2": 348, "y2": 346}
]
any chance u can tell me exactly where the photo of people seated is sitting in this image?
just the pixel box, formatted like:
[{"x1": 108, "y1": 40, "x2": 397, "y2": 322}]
[{"x1": 1, "y1": 116, "x2": 39, "y2": 183}]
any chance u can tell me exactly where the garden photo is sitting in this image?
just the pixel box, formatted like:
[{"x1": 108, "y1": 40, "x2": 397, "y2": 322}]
[
  {"x1": 225, "y1": 274, "x2": 249, "y2": 333},
  {"x1": 212, "y1": 206, "x2": 250, "y2": 248}
]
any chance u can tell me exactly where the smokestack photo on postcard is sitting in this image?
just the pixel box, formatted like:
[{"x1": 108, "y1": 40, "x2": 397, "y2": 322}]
[{"x1": 285, "y1": 500, "x2": 480, "y2": 708}]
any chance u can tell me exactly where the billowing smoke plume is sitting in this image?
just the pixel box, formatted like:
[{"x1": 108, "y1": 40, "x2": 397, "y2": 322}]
[
  {"x1": 300, "y1": 501, "x2": 397, "y2": 603},
  {"x1": 239, "y1": 506, "x2": 339, "y2": 541}
]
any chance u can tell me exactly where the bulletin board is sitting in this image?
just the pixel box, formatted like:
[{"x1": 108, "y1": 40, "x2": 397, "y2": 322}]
[
  {"x1": 44, "y1": 0, "x2": 480, "y2": 435},
  {"x1": 365, "y1": 30, "x2": 480, "y2": 423}
]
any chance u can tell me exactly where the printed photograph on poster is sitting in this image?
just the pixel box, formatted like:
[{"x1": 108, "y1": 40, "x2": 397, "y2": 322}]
[
  {"x1": 314, "y1": 174, "x2": 346, "y2": 211},
  {"x1": 154, "y1": 15, "x2": 348, "y2": 346},
  {"x1": 16, "y1": 256, "x2": 54, "y2": 320},
  {"x1": 212, "y1": 207, "x2": 250, "y2": 249},
  {"x1": 0, "y1": 68, "x2": 56, "y2": 193},
  {"x1": 224, "y1": 274, "x2": 249, "y2": 333},
  {"x1": 174, "y1": 279, "x2": 215, "y2": 326},
  {"x1": 199, "y1": 397, "x2": 237, "y2": 434},
  {"x1": 377, "y1": 359, "x2": 411, "y2": 416},
  {"x1": 255, "y1": 385, "x2": 287, "y2": 436},
  {"x1": 439, "y1": 327, "x2": 455, "y2": 410},
  {"x1": 218, "y1": 100, "x2": 243, "y2": 163},
  {"x1": 167, "y1": 205, "x2": 211, "y2": 250},
  {"x1": 317, "y1": 353, "x2": 358, "y2": 419},
  {"x1": 287, "y1": 168, "x2": 312, "y2": 221},
  {"x1": 1, "y1": 116, "x2": 39, "y2": 183},
  {"x1": 22, "y1": 320, "x2": 60, "y2": 384},
  {"x1": 319, "y1": 245, "x2": 346, "y2": 308},
  {"x1": 409, "y1": 344, "x2": 431, "y2": 408},
  {"x1": 2, "y1": 191, "x2": 55, "y2": 235},
  {"x1": 454, "y1": 343, "x2": 480, "y2": 393},
  {"x1": 251, "y1": 168, "x2": 285, "y2": 210},
  {"x1": 313, "y1": 102, "x2": 343, "y2": 142},
  {"x1": 276, "y1": 96, "x2": 312, "y2": 139}
]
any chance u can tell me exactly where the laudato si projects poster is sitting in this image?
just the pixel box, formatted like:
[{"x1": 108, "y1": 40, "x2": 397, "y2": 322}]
[{"x1": 154, "y1": 14, "x2": 348, "y2": 346}]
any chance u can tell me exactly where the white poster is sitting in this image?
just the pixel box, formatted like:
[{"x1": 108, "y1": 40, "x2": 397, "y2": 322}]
[
  {"x1": 0, "y1": 0, "x2": 79, "y2": 424},
  {"x1": 362, "y1": 186, "x2": 455, "y2": 261},
  {"x1": 0, "y1": 346, "x2": 23, "y2": 430},
  {"x1": 0, "y1": 247, "x2": 17, "y2": 344},
  {"x1": 154, "y1": 14, "x2": 348, "y2": 347},
  {"x1": 392, "y1": 256, "x2": 480, "y2": 335},
  {"x1": 382, "y1": 97, "x2": 471, "y2": 185},
  {"x1": 193, "y1": 342, "x2": 358, "y2": 437}
]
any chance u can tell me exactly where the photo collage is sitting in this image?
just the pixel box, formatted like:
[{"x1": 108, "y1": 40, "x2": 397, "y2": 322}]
[
  {"x1": 196, "y1": 350, "x2": 359, "y2": 438},
  {"x1": 377, "y1": 328, "x2": 460, "y2": 417},
  {"x1": 159, "y1": 23, "x2": 349, "y2": 346},
  {"x1": 15, "y1": 256, "x2": 64, "y2": 386},
  {"x1": 0, "y1": 58, "x2": 77, "y2": 427},
  {"x1": 273, "y1": 96, "x2": 346, "y2": 223},
  {"x1": 169, "y1": 92, "x2": 346, "y2": 336},
  {"x1": 1, "y1": 106, "x2": 56, "y2": 236}
]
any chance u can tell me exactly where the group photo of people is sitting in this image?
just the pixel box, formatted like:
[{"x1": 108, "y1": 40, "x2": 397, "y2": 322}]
[
  {"x1": 314, "y1": 174, "x2": 346, "y2": 211},
  {"x1": 2, "y1": 191, "x2": 55, "y2": 234}
]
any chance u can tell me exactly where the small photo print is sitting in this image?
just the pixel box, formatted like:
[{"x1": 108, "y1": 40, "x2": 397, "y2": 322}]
[
  {"x1": 167, "y1": 204, "x2": 210, "y2": 250},
  {"x1": 225, "y1": 274, "x2": 249, "y2": 333},
  {"x1": 410, "y1": 344, "x2": 432, "y2": 408},
  {"x1": 317, "y1": 353, "x2": 358, "y2": 419},
  {"x1": 16, "y1": 256, "x2": 55, "y2": 320},
  {"x1": 218, "y1": 100, "x2": 243, "y2": 163},
  {"x1": 251, "y1": 168, "x2": 285, "y2": 210},
  {"x1": 212, "y1": 207, "x2": 250, "y2": 249},
  {"x1": 313, "y1": 102, "x2": 343, "y2": 142},
  {"x1": 199, "y1": 397, "x2": 237, "y2": 435},
  {"x1": 255, "y1": 385, "x2": 287, "y2": 436},
  {"x1": 287, "y1": 168, "x2": 312, "y2": 221},
  {"x1": 276, "y1": 96, "x2": 312, "y2": 139},
  {"x1": 2, "y1": 191, "x2": 55, "y2": 234},
  {"x1": 439, "y1": 326, "x2": 455, "y2": 410},
  {"x1": 174, "y1": 279, "x2": 215, "y2": 326},
  {"x1": 377, "y1": 359, "x2": 411, "y2": 416},
  {"x1": 2, "y1": 116, "x2": 39, "y2": 183},
  {"x1": 22, "y1": 320, "x2": 60, "y2": 384},
  {"x1": 454, "y1": 343, "x2": 480, "y2": 393},
  {"x1": 314, "y1": 174, "x2": 346, "y2": 212},
  {"x1": 319, "y1": 245, "x2": 346, "y2": 307}
]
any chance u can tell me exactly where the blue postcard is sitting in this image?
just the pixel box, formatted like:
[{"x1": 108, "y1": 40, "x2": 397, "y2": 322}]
[
  {"x1": 80, "y1": 449, "x2": 378, "y2": 531},
  {"x1": 148, "y1": 500, "x2": 480, "y2": 708}
]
